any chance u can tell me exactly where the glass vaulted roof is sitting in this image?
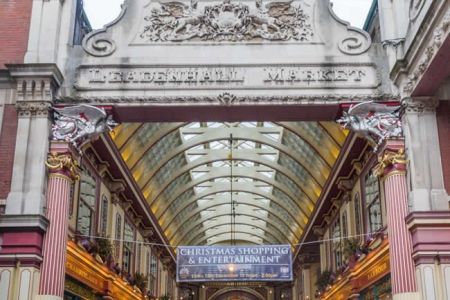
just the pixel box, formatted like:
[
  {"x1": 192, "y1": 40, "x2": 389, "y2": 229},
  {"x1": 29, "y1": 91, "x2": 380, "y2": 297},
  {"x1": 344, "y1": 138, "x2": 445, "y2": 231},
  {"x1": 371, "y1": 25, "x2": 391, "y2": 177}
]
[{"x1": 111, "y1": 122, "x2": 347, "y2": 247}]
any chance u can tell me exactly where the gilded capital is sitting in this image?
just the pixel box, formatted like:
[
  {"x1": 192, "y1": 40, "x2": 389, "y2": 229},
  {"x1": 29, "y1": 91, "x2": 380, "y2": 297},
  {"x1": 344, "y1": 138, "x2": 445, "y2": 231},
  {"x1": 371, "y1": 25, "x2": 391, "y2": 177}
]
[
  {"x1": 374, "y1": 148, "x2": 407, "y2": 178},
  {"x1": 45, "y1": 152, "x2": 80, "y2": 181}
]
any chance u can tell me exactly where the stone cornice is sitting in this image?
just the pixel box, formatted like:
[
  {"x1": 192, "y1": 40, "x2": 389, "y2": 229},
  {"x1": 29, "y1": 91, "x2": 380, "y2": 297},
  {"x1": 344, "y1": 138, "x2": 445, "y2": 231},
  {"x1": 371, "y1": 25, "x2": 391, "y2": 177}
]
[
  {"x1": 6, "y1": 63, "x2": 64, "y2": 87},
  {"x1": 0, "y1": 214, "x2": 49, "y2": 232}
]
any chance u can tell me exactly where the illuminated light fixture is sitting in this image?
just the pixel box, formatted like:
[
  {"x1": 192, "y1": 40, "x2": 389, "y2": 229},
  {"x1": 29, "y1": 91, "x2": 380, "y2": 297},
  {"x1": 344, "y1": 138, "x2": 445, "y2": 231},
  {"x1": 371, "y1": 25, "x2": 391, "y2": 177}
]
[{"x1": 228, "y1": 264, "x2": 235, "y2": 272}]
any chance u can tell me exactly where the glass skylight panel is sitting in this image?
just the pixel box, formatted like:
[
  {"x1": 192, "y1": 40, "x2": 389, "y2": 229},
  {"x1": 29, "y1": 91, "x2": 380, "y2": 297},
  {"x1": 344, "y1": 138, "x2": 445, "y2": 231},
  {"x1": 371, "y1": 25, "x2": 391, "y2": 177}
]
[
  {"x1": 259, "y1": 171, "x2": 275, "y2": 178},
  {"x1": 262, "y1": 133, "x2": 281, "y2": 141},
  {"x1": 182, "y1": 134, "x2": 200, "y2": 141},
  {"x1": 187, "y1": 154, "x2": 203, "y2": 162},
  {"x1": 186, "y1": 122, "x2": 201, "y2": 128},
  {"x1": 206, "y1": 122, "x2": 222, "y2": 128},
  {"x1": 190, "y1": 171, "x2": 208, "y2": 180},
  {"x1": 260, "y1": 154, "x2": 277, "y2": 161},
  {"x1": 240, "y1": 122, "x2": 258, "y2": 128}
]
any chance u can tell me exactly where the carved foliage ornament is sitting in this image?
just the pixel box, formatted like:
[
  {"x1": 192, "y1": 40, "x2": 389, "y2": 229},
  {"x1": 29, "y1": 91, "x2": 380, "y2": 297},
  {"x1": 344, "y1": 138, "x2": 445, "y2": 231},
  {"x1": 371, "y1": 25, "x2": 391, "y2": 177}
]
[
  {"x1": 337, "y1": 101, "x2": 403, "y2": 150},
  {"x1": 403, "y1": 9, "x2": 450, "y2": 93},
  {"x1": 374, "y1": 149, "x2": 407, "y2": 177},
  {"x1": 140, "y1": 0, "x2": 313, "y2": 42},
  {"x1": 51, "y1": 104, "x2": 118, "y2": 150},
  {"x1": 46, "y1": 152, "x2": 80, "y2": 180}
]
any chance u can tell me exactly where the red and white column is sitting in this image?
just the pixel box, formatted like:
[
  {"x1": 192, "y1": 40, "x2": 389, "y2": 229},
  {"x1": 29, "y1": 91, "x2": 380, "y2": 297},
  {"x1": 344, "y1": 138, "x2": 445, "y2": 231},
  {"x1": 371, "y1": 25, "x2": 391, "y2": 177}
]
[
  {"x1": 376, "y1": 140, "x2": 420, "y2": 300},
  {"x1": 37, "y1": 143, "x2": 79, "y2": 300}
]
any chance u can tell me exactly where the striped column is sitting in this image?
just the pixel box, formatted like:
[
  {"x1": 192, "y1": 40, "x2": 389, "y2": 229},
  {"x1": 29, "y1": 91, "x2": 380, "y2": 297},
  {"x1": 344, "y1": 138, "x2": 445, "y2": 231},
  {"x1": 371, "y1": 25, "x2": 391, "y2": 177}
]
[
  {"x1": 38, "y1": 147, "x2": 79, "y2": 299},
  {"x1": 375, "y1": 142, "x2": 418, "y2": 299}
]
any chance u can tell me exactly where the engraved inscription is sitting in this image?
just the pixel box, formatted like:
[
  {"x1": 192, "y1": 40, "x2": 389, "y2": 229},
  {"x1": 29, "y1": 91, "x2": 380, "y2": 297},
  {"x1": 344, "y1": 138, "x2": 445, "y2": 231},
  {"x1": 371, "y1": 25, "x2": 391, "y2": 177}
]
[
  {"x1": 75, "y1": 65, "x2": 379, "y2": 91},
  {"x1": 89, "y1": 68, "x2": 245, "y2": 84},
  {"x1": 264, "y1": 67, "x2": 367, "y2": 83}
]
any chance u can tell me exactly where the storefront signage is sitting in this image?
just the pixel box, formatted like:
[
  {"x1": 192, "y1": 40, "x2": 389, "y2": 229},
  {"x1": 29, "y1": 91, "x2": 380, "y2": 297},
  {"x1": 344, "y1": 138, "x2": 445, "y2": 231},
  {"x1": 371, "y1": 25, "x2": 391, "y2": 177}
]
[
  {"x1": 76, "y1": 64, "x2": 378, "y2": 90},
  {"x1": 176, "y1": 245, "x2": 293, "y2": 282},
  {"x1": 66, "y1": 258, "x2": 103, "y2": 291}
]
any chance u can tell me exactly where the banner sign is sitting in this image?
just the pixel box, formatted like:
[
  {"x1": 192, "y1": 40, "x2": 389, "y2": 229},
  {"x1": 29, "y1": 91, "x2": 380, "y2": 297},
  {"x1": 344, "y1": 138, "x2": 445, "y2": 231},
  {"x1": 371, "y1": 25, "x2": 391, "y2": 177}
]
[{"x1": 176, "y1": 245, "x2": 292, "y2": 282}]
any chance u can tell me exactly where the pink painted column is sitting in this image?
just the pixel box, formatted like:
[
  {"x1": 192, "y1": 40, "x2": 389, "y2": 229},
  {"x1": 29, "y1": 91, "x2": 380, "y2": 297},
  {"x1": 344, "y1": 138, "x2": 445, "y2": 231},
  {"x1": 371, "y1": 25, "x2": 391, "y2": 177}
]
[
  {"x1": 375, "y1": 140, "x2": 419, "y2": 300},
  {"x1": 38, "y1": 143, "x2": 79, "y2": 299}
]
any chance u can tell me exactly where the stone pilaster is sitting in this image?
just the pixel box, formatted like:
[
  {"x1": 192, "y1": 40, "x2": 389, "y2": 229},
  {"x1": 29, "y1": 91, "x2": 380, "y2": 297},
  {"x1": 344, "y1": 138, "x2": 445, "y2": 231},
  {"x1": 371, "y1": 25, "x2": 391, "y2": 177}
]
[
  {"x1": 0, "y1": 64, "x2": 63, "y2": 300},
  {"x1": 375, "y1": 140, "x2": 420, "y2": 300},
  {"x1": 37, "y1": 143, "x2": 79, "y2": 300},
  {"x1": 5, "y1": 64, "x2": 63, "y2": 215},
  {"x1": 402, "y1": 97, "x2": 448, "y2": 211}
]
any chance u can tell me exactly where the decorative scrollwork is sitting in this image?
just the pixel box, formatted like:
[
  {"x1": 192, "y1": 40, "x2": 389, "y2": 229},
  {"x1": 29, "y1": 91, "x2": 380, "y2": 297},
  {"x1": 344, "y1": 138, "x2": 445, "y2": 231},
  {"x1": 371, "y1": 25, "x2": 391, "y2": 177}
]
[
  {"x1": 139, "y1": 0, "x2": 313, "y2": 42},
  {"x1": 338, "y1": 30, "x2": 371, "y2": 55},
  {"x1": 337, "y1": 101, "x2": 403, "y2": 151},
  {"x1": 82, "y1": 35, "x2": 116, "y2": 57},
  {"x1": 46, "y1": 152, "x2": 80, "y2": 180},
  {"x1": 81, "y1": 0, "x2": 129, "y2": 56},
  {"x1": 374, "y1": 149, "x2": 407, "y2": 177},
  {"x1": 51, "y1": 104, "x2": 118, "y2": 150}
]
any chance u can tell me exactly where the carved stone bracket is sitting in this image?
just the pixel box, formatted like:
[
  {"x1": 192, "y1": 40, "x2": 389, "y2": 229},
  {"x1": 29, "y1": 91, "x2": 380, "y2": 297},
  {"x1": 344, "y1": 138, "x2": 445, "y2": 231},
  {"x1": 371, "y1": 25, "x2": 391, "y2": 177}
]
[
  {"x1": 46, "y1": 152, "x2": 80, "y2": 181},
  {"x1": 401, "y1": 97, "x2": 439, "y2": 113},
  {"x1": 51, "y1": 104, "x2": 118, "y2": 150},
  {"x1": 337, "y1": 101, "x2": 403, "y2": 150}
]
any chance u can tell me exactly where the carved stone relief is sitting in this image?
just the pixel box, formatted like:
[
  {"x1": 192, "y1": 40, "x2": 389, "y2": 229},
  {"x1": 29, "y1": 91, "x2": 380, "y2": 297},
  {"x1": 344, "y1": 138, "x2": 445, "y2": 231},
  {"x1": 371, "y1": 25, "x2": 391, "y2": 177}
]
[
  {"x1": 51, "y1": 104, "x2": 118, "y2": 150},
  {"x1": 138, "y1": 0, "x2": 313, "y2": 42},
  {"x1": 403, "y1": 9, "x2": 450, "y2": 93},
  {"x1": 337, "y1": 101, "x2": 403, "y2": 150}
]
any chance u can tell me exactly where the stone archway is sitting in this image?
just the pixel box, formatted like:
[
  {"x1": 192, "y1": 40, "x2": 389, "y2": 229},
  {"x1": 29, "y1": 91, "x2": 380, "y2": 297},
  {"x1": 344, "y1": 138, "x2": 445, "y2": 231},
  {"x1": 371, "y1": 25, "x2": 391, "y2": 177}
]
[{"x1": 209, "y1": 287, "x2": 265, "y2": 300}]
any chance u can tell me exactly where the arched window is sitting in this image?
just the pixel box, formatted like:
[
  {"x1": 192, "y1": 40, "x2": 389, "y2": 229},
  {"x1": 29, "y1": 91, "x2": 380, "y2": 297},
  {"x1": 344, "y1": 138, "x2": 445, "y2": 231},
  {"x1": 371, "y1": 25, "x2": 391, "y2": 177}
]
[
  {"x1": 115, "y1": 214, "x2": 122, "y2": 261},
  {"x1": 122, "y1": 220, "x2": 135, "y2": 274},
  {"x1": 76, "y1": 168, "x2": 97, "y2": 236},
  {"x1": 364, "y1": 171, "x2": 382, "y2": 232},
  {"x1": 100, "y1": 195, "x2": 109, "y2": 237}
]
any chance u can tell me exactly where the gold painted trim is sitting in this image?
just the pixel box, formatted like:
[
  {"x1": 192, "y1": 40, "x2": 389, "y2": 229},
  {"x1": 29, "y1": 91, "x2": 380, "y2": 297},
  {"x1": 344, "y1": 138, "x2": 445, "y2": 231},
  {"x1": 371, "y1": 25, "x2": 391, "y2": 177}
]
[
  {"x1": 374, "y1": 148, "x2": 407, "y2": 178},
  {"x1": 46, "y1": 152, "x2": 80, "y2": 180}
]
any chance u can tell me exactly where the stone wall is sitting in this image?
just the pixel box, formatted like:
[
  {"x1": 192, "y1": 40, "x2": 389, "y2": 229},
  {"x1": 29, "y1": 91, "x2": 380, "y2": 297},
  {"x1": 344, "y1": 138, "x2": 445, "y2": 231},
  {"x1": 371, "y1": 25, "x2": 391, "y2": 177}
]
[{"x1": 437, "y1": 101, "x2": 450, "y2": 195}]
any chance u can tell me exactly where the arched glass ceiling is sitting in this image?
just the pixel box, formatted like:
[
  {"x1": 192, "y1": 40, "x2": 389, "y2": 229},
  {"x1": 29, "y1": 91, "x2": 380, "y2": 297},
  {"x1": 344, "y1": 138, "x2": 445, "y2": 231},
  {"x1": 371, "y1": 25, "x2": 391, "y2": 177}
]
[{"x1": 111, "y1": 122, "x2": 347, "y2": 246}]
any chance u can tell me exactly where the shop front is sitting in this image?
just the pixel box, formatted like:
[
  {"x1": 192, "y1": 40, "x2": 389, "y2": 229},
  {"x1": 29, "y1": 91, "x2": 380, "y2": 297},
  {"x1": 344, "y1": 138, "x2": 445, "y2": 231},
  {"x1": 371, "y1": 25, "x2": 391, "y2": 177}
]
[
  {"x1": 64, "y1": 240, "x2": 145, "y2": 300},
  {"x1": 322, "y1": 238, "x2": 391, "y2": 300}
]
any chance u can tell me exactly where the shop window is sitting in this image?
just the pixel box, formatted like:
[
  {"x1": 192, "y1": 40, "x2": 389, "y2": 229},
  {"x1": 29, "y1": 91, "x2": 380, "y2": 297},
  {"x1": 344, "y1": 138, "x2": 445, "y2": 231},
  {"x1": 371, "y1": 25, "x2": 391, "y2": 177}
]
[
  {"x1": 122, "y1": 220, "x2": 135, "y2": 274},
  {"x1": 100, "y1": 195, "x2": 109, "y2": 237},
  {"x1": 76, "y1": 169, "x2": 97, "y2": 236},
  {"x1": 365, "y1": 171, "x2": 382, "y2": 233},
  {"x1": 115, "y1": 213, "x2": 122, "y2": 261}
]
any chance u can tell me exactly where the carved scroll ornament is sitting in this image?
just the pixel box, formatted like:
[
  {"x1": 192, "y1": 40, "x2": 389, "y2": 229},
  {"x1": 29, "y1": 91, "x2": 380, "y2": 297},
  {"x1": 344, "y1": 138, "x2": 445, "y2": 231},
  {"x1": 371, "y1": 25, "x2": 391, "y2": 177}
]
[
  {"x1": 337, "y1": 101, "x2": 403, "y2": 150},
  {"x1": 51, "y1": 104, "x2": 118, "y2": 150},
  {"x1": 46, "y1": 152, "x2": 80, "y2": 180},
  {"x1": 374, "y1": 149, "x2": 407, "y2": 177},
  {"x1": 140, "y1": 0, "x2": 313, "y2": 42}
]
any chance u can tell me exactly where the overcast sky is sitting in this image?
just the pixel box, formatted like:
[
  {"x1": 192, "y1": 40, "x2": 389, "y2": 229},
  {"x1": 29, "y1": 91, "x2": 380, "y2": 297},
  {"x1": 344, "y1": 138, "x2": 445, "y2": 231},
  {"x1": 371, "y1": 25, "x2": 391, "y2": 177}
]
[{"x1": 84, "y1": 0, "x2": 373, "y2": 30}]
